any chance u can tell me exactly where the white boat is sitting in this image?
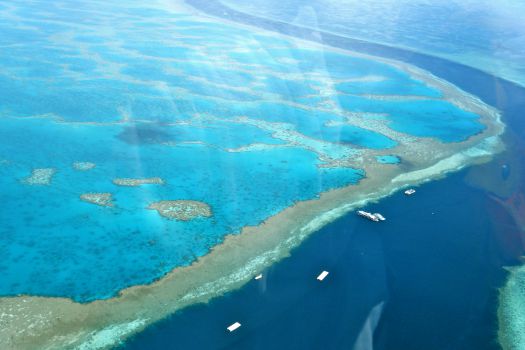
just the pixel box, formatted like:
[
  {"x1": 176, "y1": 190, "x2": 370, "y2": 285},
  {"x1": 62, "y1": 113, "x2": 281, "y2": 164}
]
[
  {"x1": 254, "y1": 274, "x2": 263, "y2": 280},
  {"x1": 227, "y1": 322, "x2": 241, "y2": 332},
  {"x1": 317, "y1": 270, "x2": 329, "y2": 281},
  {"x1": 357, "y1": 210, "x2": 380, "y2": 222},
  {"x1": 404, "y1": 188, "x2": 416, "y2": 195},
  {"x1": 373, "y1": 213, "x2": 386, "y2": 221}
]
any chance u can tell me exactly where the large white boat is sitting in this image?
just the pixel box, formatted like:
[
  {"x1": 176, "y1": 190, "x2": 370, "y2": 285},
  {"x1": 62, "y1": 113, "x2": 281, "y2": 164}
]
[
  {"x1": 317, "y1": 271, "x2": 329, "y2": 281},
  {"x1": 227, "y1": 322, "x2": 241, "y2": 332},
  {"x1": 357, "y1": 210, "x2": 380, "y2": 222}
]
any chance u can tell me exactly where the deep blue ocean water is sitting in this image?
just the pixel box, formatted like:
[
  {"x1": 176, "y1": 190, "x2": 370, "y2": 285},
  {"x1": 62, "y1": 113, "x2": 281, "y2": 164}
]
[{"x1": 119, "y1": 1, "x2": 525, "y2": 349}]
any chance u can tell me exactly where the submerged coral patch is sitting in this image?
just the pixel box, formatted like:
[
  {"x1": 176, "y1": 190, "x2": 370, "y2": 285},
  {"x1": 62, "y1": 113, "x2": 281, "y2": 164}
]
[
  {"x1": 80, "y1": 193, "x2": 114, "y2": 207},
  {"x1": 21, "y1": 168, "x2": 56, "y2": 185},
  {"x1": 113, "y1": 177, "x2": 164, "y2": 186},
  {"x1": 148, "y1": 200, "x2": 212, "y2": 221},
  {"x1": 73, "y1": 161, "x2": 96, "y2": 171}
]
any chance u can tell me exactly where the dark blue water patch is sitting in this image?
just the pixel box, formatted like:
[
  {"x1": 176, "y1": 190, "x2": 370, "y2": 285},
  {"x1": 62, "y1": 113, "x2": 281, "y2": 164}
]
[
  {"x1": 376, "y1": 155, "x2": 400, "y2": 164},
  {"x1": 116, "y1": 124, "x2": 175, "y2": 145},
  {"x1": 121, "y1": 168, "x2": 509, "y2": 350},
  {"x1": 116, "y1": 121, "x2": 284, "y2": 148}
]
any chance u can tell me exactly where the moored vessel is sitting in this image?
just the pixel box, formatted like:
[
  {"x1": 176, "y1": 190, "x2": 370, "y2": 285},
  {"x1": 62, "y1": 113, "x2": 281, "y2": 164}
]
[
  {"x1": 227, "y1": 322, "x2": 241, "y2": 332},
  {"x1": 357, "y1": 210, "x2": 380, "y2": 222}
]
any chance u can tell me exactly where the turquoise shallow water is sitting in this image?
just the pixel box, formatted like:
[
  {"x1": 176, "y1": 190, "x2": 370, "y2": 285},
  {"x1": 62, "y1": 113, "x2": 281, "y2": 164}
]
[{"x1": 0, "y1": 0, "x2": 487, "y2": 301}]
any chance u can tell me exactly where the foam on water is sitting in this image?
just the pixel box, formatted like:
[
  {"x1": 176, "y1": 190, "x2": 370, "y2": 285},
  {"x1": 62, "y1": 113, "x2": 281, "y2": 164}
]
[{"x1": 75, "y1": 319, "x2": 148, "y2": 350}]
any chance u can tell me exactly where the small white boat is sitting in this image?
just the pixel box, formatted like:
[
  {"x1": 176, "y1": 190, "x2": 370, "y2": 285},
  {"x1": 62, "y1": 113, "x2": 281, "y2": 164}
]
[
  {"x1": 404, "y1": 188, "x2": 416, "y2": 195},
  {"x1": 227, "y1": 322, "x2": 241, "y2": 332},
  {"x1": 255, "y1": 274, "x2": 263, "y2": 280},
  {"x1": 317, "y1": 271, "x2": 329, "y2": 281}
]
